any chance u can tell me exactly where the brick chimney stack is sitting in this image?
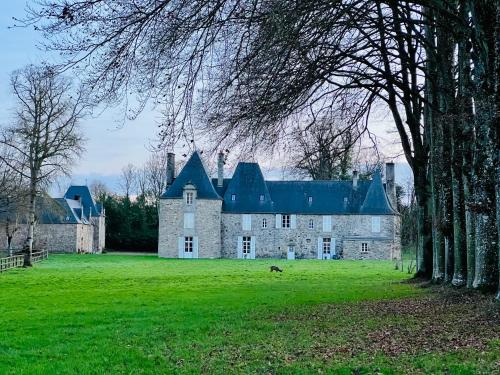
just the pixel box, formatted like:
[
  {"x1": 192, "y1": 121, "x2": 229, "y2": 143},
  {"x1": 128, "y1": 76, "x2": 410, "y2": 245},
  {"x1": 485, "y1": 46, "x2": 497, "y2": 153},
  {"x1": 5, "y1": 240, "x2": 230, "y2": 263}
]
[
  {"x1": 217, "y1": 152, "x2": 224, "y2": 187},
  {"x1": 385, "y1": 162, "x2": 396, "y2": 209},
  {"x1": 166, "y1": 152, "x2": 175, "y2": 186}
]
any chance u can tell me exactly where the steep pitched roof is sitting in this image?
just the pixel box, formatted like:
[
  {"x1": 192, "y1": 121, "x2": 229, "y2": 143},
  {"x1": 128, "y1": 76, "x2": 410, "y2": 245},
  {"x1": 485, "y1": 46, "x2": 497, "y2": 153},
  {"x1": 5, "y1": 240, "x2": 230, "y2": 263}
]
[
  {"x1": 266, "y1": 180, "x2": 371, "y2": 214},
  {"x1": 359, "y1": 171, "x2": 396, "y2": 214},
  {"x1": 222, "y1": 163, "x2": 274, "y2": 213},
  {"x1": 161, "y1": 151, "x2": 221, "y2": 200},
  {"x1": 160, "y1": 152, "x2": 397, "y2": 215},
  {"x1": 64, "y1": 186, "x2": 102, "y2": 216}
]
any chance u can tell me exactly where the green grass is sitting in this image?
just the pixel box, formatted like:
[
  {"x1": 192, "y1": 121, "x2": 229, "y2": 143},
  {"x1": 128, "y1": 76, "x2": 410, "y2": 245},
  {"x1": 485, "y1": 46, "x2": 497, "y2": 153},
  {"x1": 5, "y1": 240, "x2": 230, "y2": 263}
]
[{"x1": 0, "y1": 255, "x2": 498, "y2": 374}]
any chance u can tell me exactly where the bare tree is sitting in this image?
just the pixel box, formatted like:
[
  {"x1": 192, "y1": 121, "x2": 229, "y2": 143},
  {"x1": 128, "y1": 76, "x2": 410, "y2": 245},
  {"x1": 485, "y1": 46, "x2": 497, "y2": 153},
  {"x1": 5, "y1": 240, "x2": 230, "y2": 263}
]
[
  {"x1": 0, "y1": 64, "x2": 86, "y2": 266},
  {"x1": 144, "y1": 150, "x2": 169, "y2": 205},
  {"x1": 119, "y1": 164, "x2": 137, "y2": 198},
  {"x1": 90, "y1": 180, "x2": 109, "y2": 203},
  {"x1": 290, "y1": 117, "x2": 358, "y2": 180}
]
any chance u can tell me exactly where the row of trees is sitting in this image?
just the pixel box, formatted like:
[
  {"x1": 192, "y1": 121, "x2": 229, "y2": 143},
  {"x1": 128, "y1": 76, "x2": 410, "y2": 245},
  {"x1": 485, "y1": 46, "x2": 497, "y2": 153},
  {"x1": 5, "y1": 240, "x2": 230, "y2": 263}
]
[
  {"x1": 25, "y1": 1, "x2": 499, "y2": 296},
  {"x1": 90, "y1": 151, "x2": 171, "y2": 252}
]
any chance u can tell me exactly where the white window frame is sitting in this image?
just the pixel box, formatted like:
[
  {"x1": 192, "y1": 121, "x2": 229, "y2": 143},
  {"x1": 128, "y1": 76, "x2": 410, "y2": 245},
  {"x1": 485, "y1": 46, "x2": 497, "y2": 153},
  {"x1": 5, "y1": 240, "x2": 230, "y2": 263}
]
[
  {"x1": 186, "y1": 192, "x2": 194, "y2": 205},
  {"x1": 361, "y1": 242, "x2": 369, "y2": 253},
  {"x1": 231, "y1": 194, "x2": 236, "y2": 201},
  {"x1": 242, "y1": 236, "x2": 252, "y2": 255},
  {"x1": 371, "y1": 216, "x2": 381, "y2": 233},
  {"x1": 184, "y1": 236, "x2": 193, "y2": 253},
  {"x1": 322, "y1": 238, "x2": 331, "y2": 254},
  {"x1": 262, "y1": 218, "x2": 267, "y2": 228},
  {"x1": 183, "y1": 212, "x2": 194, "y2": 229},
  {"x1": 308, "y1": 219, "x2": 314, "y2": 229},
  {"x1": 282, "y1": 214, "x2": 291, "y2": 228}
]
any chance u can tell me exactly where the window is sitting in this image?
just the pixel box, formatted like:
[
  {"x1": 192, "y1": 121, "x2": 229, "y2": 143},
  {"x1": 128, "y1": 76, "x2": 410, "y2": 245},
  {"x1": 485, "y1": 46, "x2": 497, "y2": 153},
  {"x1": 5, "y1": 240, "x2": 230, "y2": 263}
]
[
  {"x1": 282, "y1": 214, "x2": 291, "y2": 228},
  {"x1": 308, "y1": 219, "x2": 314, "y2": 229},
  {"x1": 184, "y1": 236, "x2": 193, "y2": 253},
  {"x1": 361, "y1": 242, "x2": 368, "y2": 253},
  {"x1": 262, "y1": 218, "x2": 267, "y2": 228},
  {"x1": 186, "y1": 192, "x2": 193, "y2": 205},
  {"x1": 371, "y1": 216, "x2": 381, "y2": 233},
  {"x1": 242, "y1": 214, "x2": 251, "y2": 231},
  {"x1": 184, "y1": 213, "x2": 194, "y2": 229},
  {"x1": 308, "y1": 196, "x2": 313, "y2": 204},
  {"x1": 259, "y1": 194, "x2": 264, "y2": 201},
  {"x1": 231, "y1": 194, "x2": 236, "y2": 201},
  {"x1": 322, "y1": 215, "x2": 332, "y2": 232},
  {"x1": 242, "y1": 236, "x2": 251, "y2": 255},
  {"x1": 322, "y1": 238, "x2": 331, "y2": 254}
]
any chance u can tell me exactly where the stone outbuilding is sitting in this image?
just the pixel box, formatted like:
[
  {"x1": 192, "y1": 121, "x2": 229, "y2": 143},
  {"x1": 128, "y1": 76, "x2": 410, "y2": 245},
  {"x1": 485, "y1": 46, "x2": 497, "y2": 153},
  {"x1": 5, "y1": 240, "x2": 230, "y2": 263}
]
[
  {"x1": 1, "y1": 186, "x2": 105, "y2": 254},
  {"x1": 158, "y1": 152, "x2": 400, "y2": 260}
]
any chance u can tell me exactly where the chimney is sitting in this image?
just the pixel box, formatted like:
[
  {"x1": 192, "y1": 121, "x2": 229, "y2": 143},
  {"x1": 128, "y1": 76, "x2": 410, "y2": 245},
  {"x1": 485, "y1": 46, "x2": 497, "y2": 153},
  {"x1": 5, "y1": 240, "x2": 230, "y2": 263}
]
[
  {"x1": 352, "y1": 170, "x2": 358, "y2": 190},
  {"x1": 385, "y1": 162, "x2": 396, "y2": 209},
  {"x1": 217, "y1": 151, "x2": 224, "y2": 187},
  {"x1": 166, "y1": 152, "x2": 175, "y2": 186}
]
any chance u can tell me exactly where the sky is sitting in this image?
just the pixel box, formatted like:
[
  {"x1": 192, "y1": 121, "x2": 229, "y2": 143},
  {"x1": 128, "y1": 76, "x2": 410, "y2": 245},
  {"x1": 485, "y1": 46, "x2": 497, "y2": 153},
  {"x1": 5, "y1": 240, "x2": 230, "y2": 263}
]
[{"x1": 0, "y1": 3, "x2": 413, "y2": 196}]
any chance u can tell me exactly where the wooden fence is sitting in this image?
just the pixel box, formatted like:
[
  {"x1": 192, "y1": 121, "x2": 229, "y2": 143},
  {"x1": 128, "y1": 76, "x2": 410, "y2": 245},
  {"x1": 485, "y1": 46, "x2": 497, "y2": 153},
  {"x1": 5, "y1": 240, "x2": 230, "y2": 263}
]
[{"x1": 0, "y1": 250, "x2": 49, "y2": 273}]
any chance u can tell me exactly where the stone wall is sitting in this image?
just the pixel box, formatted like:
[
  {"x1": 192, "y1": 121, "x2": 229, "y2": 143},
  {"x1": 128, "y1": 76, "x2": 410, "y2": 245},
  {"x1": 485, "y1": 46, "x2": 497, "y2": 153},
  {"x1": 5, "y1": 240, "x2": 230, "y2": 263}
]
[
  {"x1": 0, "y1": 223, "x2": 95, "y2": 253},
  {"x1": 92, "y1": 215, "x2": 106, "y2": 253},
  {"x1": 158, "y1": 198, "x2": 222, "y2": 258},
  {"x1": 221, "y1": 213, "x2": 400, "y2": 260}
]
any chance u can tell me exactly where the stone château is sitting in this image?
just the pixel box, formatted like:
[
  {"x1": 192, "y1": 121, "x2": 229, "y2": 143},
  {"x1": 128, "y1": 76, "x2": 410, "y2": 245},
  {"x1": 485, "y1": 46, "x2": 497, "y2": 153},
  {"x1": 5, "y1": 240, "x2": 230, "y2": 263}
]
[{"x1": 158, "y1": 152, "x2": 400, "y2": 260}]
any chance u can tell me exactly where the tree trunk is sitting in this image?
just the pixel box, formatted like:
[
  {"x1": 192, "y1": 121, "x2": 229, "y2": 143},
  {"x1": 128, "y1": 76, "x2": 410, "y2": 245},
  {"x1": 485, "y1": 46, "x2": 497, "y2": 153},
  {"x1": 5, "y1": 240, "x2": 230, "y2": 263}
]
[
  {"x1": 24, "y1": 189, "x2": 36, "y2": 267},
  {"x1": 470, "y1": 1, "x2": 499, "y2": 291},
  {"x1": 414, "y1": 168, "x2": 433, "y2": 278}
]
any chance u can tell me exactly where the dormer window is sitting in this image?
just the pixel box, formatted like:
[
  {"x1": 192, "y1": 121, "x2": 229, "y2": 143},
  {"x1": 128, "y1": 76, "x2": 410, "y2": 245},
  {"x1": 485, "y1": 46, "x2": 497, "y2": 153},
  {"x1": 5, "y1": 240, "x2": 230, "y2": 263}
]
[
  {"x1": 231, "y1": 194, "x2": 236, "y2": 201},
  {"x1": 186, "y1": 192, "x2": 193, "y2": 205},
  {"x1": 308, "y1": 196, "x2": 313, "y2": 204},
  {"x1": 259, "y1": 194, "x2": 264, "y2": 202}
]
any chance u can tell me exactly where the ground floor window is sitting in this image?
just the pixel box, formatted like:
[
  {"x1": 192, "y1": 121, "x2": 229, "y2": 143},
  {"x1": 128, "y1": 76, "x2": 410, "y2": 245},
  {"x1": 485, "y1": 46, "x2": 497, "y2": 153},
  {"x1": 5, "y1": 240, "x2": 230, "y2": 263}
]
[
  {"x1": 242, "y1": 236, "x2": 251, "y2": 255},
  {"x1": 361, "y1": 242, "x2": 368, "y2": 253},
  {"x1": 322, "y1": 238, "x2": 331, "y2": 254},
  {"x1": 184, "y1": 236, "x2": 193, "y2": 253}
]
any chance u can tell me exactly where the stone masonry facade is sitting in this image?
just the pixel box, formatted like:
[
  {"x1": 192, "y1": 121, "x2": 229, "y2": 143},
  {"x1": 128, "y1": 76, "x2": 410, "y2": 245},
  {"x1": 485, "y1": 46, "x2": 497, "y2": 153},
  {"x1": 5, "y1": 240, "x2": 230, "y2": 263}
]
[{"x1": 158, "y1": 152, "x2": 401, "y2": 261}]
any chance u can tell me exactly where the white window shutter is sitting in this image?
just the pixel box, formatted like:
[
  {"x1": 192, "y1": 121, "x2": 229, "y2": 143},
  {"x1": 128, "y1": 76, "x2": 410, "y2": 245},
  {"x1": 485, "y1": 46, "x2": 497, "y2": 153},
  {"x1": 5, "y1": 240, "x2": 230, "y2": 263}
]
[
  {"x1": 193, "y1": 237, "x2": 199, "y2": 258},
  {"x1": 317, "y1": 237, "x2": 323, "y2": 259},
  {"x1": 331, "y1": 238, "x2": 336, "y2": 256},
  {"x1": 322, "y1": 216, "x2": 332, "y2": 232},
  {"x1": 275, "y1": 214, "x2": 282, "y2": 228},
  {"x1": 250, "y1": 237, "x2": 256, "y2": 259},
  {"x1": 237, "y1": 236, "x2": 243, "y2": 259},
  {"x1": 178, "y1": 237, "x2": 184, "y2": 258},
  {"x1": 242, "y1": 214, "x2": 251, "y2": 231},
  {"x1": 372, "y1": 216, "x2": 381, "y2": 233},
  {"x1": 184, "y1": 213, "x2": 194, "y2": 229},
  {"x1": 290, "y1": 215, "x2": 297, "y2": 229}
]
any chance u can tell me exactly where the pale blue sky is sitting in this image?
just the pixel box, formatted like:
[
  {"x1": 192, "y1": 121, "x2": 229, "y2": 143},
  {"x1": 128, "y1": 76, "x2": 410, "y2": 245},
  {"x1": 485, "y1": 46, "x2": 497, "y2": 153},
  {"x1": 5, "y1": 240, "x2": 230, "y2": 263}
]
[{"x1": 0, "y1": 3, "x2": 412, "y2": 195}]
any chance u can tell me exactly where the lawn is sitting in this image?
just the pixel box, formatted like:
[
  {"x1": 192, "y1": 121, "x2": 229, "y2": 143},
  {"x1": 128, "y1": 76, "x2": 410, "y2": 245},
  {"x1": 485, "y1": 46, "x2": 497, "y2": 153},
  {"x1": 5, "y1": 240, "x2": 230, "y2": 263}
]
[{"x1": 0, "y1": 255, "x2": 498, "y2": 374}]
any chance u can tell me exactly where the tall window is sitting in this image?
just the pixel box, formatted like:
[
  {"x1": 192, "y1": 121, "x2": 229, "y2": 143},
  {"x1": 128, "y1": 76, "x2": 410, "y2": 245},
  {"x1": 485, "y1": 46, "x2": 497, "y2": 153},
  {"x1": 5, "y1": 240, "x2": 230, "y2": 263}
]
[
  {"x1": 322, "y1": 238, "x2": 331, "y2": 254},
  {"x1": 184, "y1": 213, "x2": 194, "y2": 229},
  {"x1": 308, "y1": 219, "x2": 314, "y2": 229},
  {"x1": 282, "y1": 214, "x2": 291, "y2": 228},
  {"x1": 186, "y1": 192, "x2": 193, "y2": 205},
  {"x1": 242, "y1": 236, "x2": 251, "y2": 255},
  {"x1": 361, "y1": 242, "x2": 368, "y2": 253},
  {"x1": 184, "y1": 236, "x2": 193, "y2": 253},
  {"x1": 371, "y1": 216, "x2": 381, "y2": 233},
  {"x1": 262, "y1": 218, "x2": 267, "y2": 228}
]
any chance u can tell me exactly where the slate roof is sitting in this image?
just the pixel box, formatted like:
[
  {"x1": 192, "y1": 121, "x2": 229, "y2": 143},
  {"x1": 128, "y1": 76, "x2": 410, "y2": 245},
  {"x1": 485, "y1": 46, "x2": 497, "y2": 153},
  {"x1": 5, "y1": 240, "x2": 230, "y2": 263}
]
[
  {"x1": 65, "y1": 186, "x2": 102, "y2": 216},
  {"x1": 161, "y1": 153, "x2": 397, "y2": 215},
  {"x1": 161, "y1": 151, "x2": 222, "y2": 200}
]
